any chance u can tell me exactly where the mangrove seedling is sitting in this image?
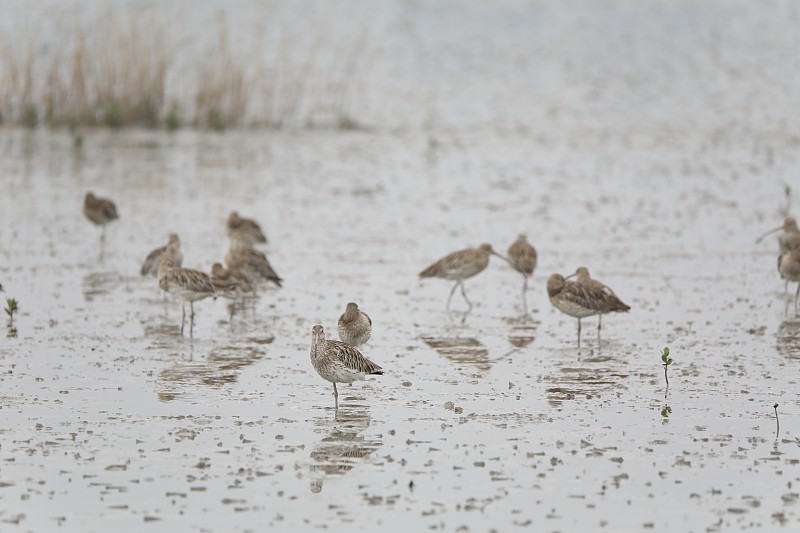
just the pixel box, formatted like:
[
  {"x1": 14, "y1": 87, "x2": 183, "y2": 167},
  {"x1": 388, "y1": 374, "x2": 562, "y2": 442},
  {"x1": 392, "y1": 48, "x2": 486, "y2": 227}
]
[
  {"x1": 5, "y1": 297, "x2": 18, "y2": 326},
  {"x1": 661, "y1": 347, "x2": 673, "y2": 387}
]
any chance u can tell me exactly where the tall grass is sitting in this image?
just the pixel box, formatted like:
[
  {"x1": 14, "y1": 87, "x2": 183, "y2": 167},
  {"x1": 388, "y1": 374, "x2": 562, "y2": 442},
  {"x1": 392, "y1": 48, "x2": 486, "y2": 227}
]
[{"x1": 0, "y1": 4, "x2": 370, "y2": 130}]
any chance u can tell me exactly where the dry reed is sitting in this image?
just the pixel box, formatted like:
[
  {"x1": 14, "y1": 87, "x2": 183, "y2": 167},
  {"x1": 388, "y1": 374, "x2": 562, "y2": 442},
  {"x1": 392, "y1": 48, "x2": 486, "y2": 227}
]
[{"x1": 0, "y1": 3, "x2": 370, "y2": 130}]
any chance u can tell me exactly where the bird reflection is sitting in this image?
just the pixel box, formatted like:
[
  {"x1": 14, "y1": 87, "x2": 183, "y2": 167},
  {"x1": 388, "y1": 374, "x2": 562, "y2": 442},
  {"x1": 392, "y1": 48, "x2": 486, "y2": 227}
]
[
  {"x1": 504, "y1": 314, "x2": 538, "y2": 348},
  {"x1": 420, "y1": 335, "x2": 491, "y2": 371},
  {"x1": 543, "y1": 353, "x2": 629, "y2": 406},
  {"x1": 81, "y1": 271, "x2": 123, "y2": 302},
  {"x1": 777, "y1": 319, "x2": 800, "y2": 360},
  {"x1": 156, "y1": 344, "x2": 266, "y2": 401},
  {"x1": 308, "y1": 401, "x2": 382, "y2": 493}
]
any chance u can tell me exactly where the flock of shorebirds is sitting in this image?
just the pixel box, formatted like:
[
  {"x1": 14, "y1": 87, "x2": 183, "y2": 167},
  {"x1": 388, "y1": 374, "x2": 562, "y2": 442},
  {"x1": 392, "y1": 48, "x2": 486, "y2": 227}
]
[{"x1": 68, "y1": 192, "x2": 800, "y2": 410}]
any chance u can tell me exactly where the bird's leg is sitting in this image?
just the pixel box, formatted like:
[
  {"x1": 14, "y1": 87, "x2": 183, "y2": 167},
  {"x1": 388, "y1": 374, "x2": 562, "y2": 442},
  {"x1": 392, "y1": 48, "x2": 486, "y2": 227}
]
[
  {"x1": 786, "y1": 280, "x2": 789, "y2": 297},
  {"x1": 795, "y1": 283, "x2": 800, "y2": 317},
  {"x1": 333, "y1": 382, "x2": 339, "y2": 410},
  {"x1": 577, "y1": 318, "x2": 582, "y2": 348},
  {"x1": 446, "y1": 281, "x2": 459, "y2": 312},
  {"x1": 460, "y1": 281, "x2": 473, "y2": 310},
  {"x1": 180, "y1": 303, "x2": 185, "y2": 336},
  {"x1": 190, "y1": 301, "x2": 195, "y2": 318},
  {"x1": 521, "y1": 277, "x2": 528, "y2": 314}
]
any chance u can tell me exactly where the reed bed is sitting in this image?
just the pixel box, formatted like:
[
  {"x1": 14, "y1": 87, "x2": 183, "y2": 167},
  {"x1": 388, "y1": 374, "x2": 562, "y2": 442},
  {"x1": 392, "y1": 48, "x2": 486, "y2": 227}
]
[{"x1": 0, "y1": 4, "x2": 370, "y2": 130}]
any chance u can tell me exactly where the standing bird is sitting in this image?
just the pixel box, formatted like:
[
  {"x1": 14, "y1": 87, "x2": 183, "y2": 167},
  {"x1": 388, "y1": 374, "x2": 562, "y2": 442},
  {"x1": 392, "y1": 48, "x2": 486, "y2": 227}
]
[
  {"x1": 758, "y1": 217, "x2": 800, "y2": 295},
  {"x1": 227, "y1": 211, "x2": 268, "y2": 246},
  {"x1": 568, "y1": 266, "x2": 630, "y2": 338},
  {"x1": 547, "y1": 273, "x2": 630, "y2": 348},
  {"x1": 338, "y1": 302, "x2": 372, "y2": 347},
  {"x1": 756, "y1": 216, "x2": 800, "y2": 253},
  {"x1": 158, "y1": 260, "x2": 234, "y2": 334},
  {"x1": 419, "y1": 243, "x2": 505, "y2": 312},
  {"x1": 82, "y1": 192, "x2": 118, "y2": 247},
  {"x1": 779, "y1": 249, "x2": 800, "y2": 316},
  {"x1": 141, "y1": 234, "x2": 183, "y2": 276},
  {"x1": 507, "y1": 234, "x2": 538, "y2": 313},
  {"x1": 310, "y1": 324, "x2": 383, "y2": 410},
  {"x1": 211, "y1": 262, "x2": 254, "y2": 300},
  {"x1": 225, "y1": 237, "x2": 283, "y2": 287}
]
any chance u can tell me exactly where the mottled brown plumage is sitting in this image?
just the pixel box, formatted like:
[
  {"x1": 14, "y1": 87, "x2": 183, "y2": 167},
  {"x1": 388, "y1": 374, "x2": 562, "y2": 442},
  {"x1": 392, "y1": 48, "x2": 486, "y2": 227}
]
[
  {"x1": 227, "y1": 212, "x2": 267, "y2": 246},
  {"x1": 507, "y1": 234, "x2": 537, "y2": 312},
  {"x1": 141, "y1": 234, "x2": 182, "y2": 276},
  {"x1": 158, "y1": 259, "x2": 234, "y2": 334},
  {"x1": 225, "y1": 238, "x2": 282, "y2": 287},
  {"x1": 310, "y1": 324, "x2": 383, "y2": 409},
  {"x1": 508, "y1": 235, "x2": 537, "y2": 277},
  {"x1": 83, "y1": 192, "x2": 119, "y2": 227},
  {"x1": 211, "y1": 262, "x2": 254, "y2": 298},
  {"x1": 419, "y1": 243, "x2": 503, "y2": 311},
  {"x1": 338, "y1": 302, "x2": 372, "y2": 347},
  {"x1": 548, "y1": 272, "x2": 629, "y2": 347},
  {"x1": 568, "y1": 266, "x2": 630, "y2": 339},
  {"x1": 757, "y1": 217, "x2": 800, "y2": 252}
]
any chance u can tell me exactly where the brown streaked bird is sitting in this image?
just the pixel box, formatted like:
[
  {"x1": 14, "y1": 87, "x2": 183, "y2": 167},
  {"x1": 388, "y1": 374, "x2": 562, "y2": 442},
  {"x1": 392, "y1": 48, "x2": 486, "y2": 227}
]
[
  {"x1": 310, "y1": 324, "x2": 383, "y2": 410},
  {"x1": 758, "y1": 217, "x2": 800, "y2": 295},
  {"x1": 225, "y1": 237, "x2": 283, "y2": 288},
  {"x1": 507, "y1": 234, "x2": 538, "y2": 313},
  {"x1": 338, "y1": 302, "x2": 372, "y2": 347},
  {"x1": 82, "y1": 192, "x2": 118, "y2": 241},
  {"x1": 141, "y1": 234, "x2": 183, "y2": 277},
  {"x1": 227, "y1": 211, "x2": 268, "y2": 246},
  {"x1": 419, "y1": 243, "x2": 505, "y2": 312},
  {"x1": 757, "y1": 216, "x2": 800, "y2": 253},
  {"x1": 778, "y1": 249, "x2": 800, "y2": 316},
  {"x1": 568, "y1": 266, "x2": 630, "y2": 337},
  {"x1": 211, "y1": 262, "x2": 255, "y2": 299},
  {"x1": 547, "y1": 273, "x2": 630, "y2": 347},
  {"x1": 158, "y1": 259, "x2": 235, "y2": 334}
]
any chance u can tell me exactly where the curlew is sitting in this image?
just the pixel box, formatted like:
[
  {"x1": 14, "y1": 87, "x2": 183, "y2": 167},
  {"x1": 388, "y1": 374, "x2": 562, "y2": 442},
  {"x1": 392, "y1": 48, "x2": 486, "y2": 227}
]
[
  {"x1": 419, "y1": 243, "x2": 504, "y2": 312},
  {"x1": 211, "y1": 262, "x2": 255, "y2": 300},
  {"x1": 338, "y1": 302, "x2": 372, "y2": 347},
  {"x1": 547, "y1": 273, "x2": 630, "y2": 347},
  {"x1": 507, "y1": 234, "x2": 537, "y2": 313},
  {"x1": 82, "y1": 192, "x2": 118, "y2": 245},
  {"x1": 779, "y1": 249, "x2": 800, "y2": 315},
  {"x1": 758, "y1": 217, "x2": 800, "y2": 294},
  {"x1": 227, "y1": 211, "x2": 268, "y2": 246},
  {"x1": 141, "y1": 234, "x2": 183, "y2": 277},
  {"x1": 310, "y1": 324, "x2": 383, "y2": 410},
  {"x1": 568, "y1": 266, "x2": 630, "y2": 337},
  {"x1": 158, "y1": 260, "x2": 235, "y2": 334},
  {"x1": 225, "y1": 237, "x2": 283, "y2": 288}
]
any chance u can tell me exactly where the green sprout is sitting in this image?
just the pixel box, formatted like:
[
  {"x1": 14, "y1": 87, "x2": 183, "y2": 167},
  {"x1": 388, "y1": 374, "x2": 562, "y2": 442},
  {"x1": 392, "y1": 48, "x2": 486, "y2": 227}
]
[
  {"x1": 5, "y1": 297, "x2": 18, "y2": 325},
  {"x1": 660, "y1": 405, "x2": 672, "y2": 424},
  {"x1": 661, "y1": 347, "x2": 673, "y2": 388}
]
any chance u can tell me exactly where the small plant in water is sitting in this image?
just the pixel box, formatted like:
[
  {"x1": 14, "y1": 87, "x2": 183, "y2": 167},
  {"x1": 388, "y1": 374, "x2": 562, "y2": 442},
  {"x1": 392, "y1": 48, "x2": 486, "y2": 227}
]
[
  {"x1": 661, "y1": 347, "x2": 673, "y2": 387},
  {"x1": 5, "y1": 297, "x2": 18, "y2": 326},
  {"x1": 660, "y1": 405, "x2": 672, "y2": 424}
]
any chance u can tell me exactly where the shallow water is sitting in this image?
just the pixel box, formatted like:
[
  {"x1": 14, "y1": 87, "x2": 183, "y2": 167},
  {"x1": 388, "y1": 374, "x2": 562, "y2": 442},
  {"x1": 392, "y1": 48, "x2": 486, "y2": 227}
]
[
  {"x1": 0, "y1": 123, "x2": 798, "y2": 531},
  {"x1": 3, "y1": 1, "x2": 800, "y2": 531}
]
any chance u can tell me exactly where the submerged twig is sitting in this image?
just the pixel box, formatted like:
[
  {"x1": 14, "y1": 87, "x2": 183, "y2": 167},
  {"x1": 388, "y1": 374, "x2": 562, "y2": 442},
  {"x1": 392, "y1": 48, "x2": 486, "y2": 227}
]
[{"x1": 774, "y1": 403, "x2": 780, "y2": 436}]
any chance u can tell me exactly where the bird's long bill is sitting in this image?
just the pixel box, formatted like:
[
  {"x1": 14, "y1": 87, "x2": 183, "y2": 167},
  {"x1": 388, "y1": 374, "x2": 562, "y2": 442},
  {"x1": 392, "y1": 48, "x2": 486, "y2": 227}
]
[
  {"x1": 492, "y1": 252, "x2": 514, "y2": 266},
  {"x1": 755, "y1": 226, "x2": 782, "y2": 244},
  {"x1": 564, "y1": 272, "x2": 576, "y2": 280}
]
